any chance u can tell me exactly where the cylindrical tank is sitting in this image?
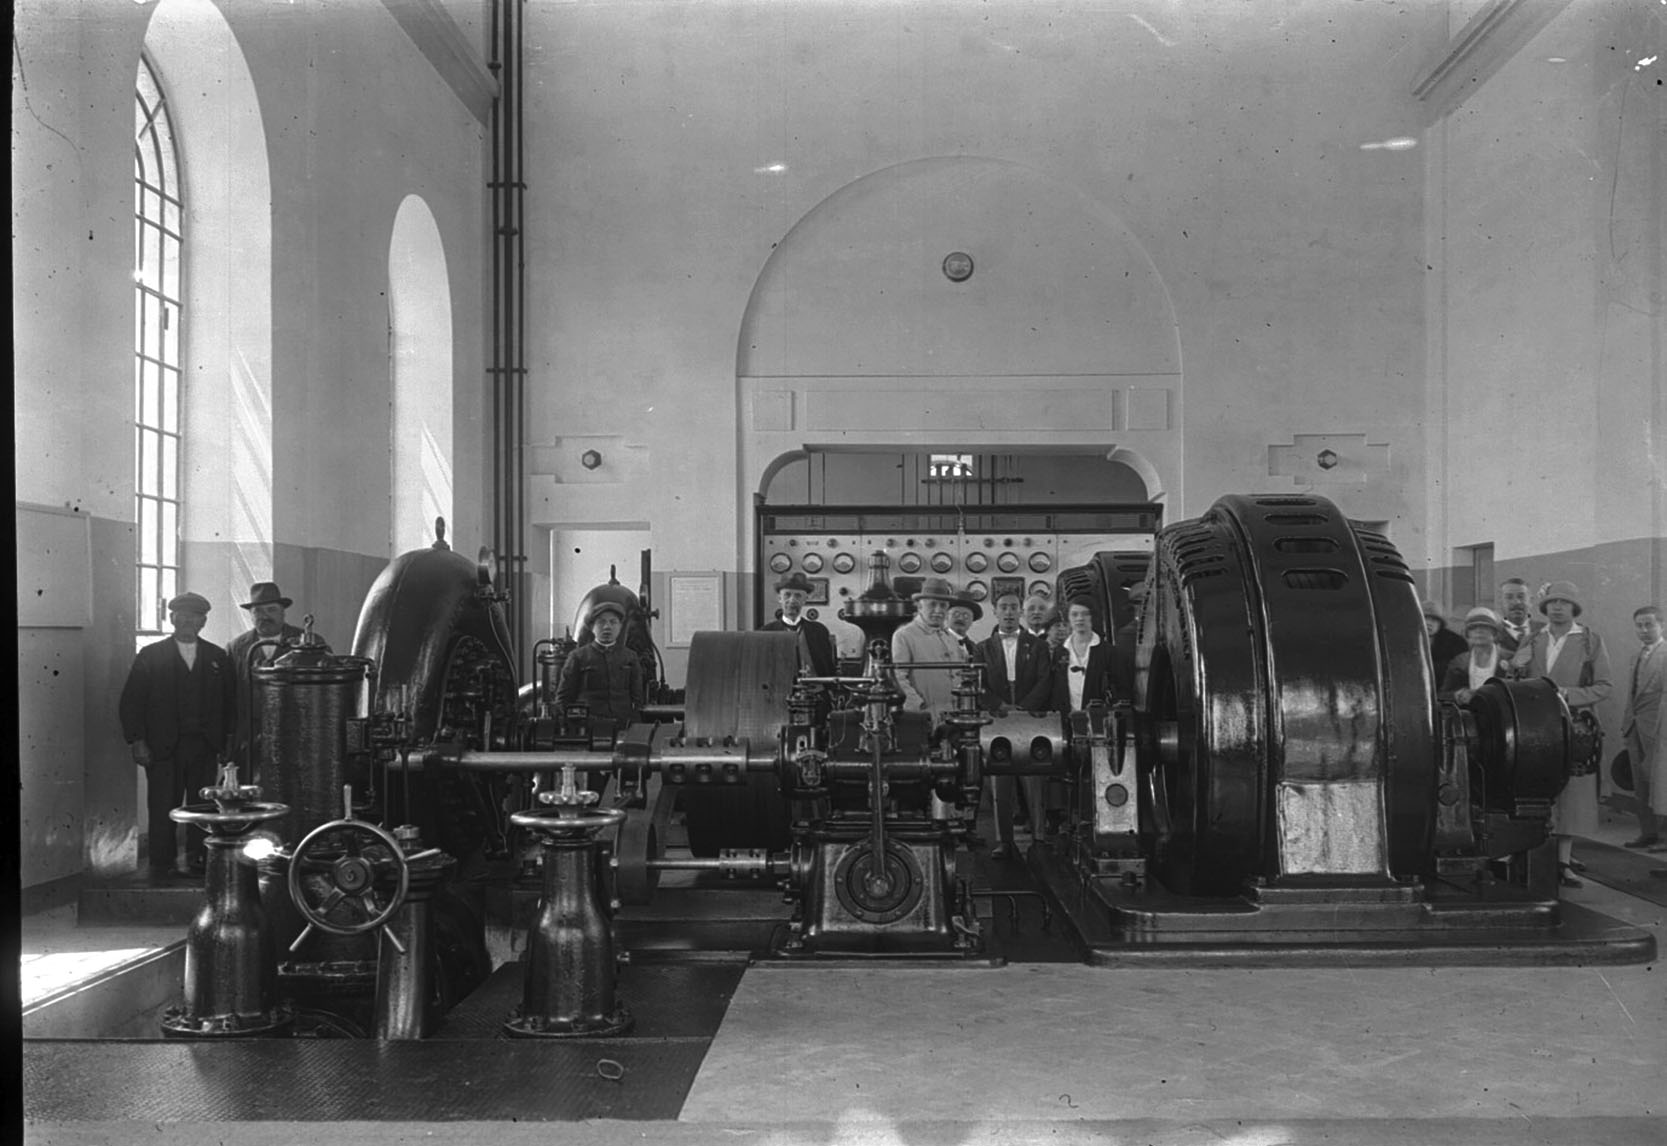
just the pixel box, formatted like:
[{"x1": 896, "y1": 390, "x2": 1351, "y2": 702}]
[{"x1": 251, "y1": 644, "x2": 372, "y2": 842}]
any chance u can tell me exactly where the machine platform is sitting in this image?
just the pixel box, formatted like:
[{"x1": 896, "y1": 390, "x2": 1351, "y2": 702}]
[{"x1": 1028, "y1": 843, "x2": 1658, "y2": 967}]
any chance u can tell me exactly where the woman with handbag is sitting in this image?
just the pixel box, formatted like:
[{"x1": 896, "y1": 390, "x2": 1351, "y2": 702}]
[{"x1": 1509, "y1": 582, "x2": 1613, "y2": 887}]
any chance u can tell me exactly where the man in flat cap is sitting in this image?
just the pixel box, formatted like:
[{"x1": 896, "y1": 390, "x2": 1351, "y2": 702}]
[
  {"x1": 761, "y1": 571, "x2": 838, "y2": 678},
  {"x1": 556, "y1": 599, "x2": 646, "y2": 728},
  {"x1": 890, "y1": 576, "x2": 969, "y2": 720},
  {"x1": 119, "y1": 591, "x2": 236, "y2": 879},
  {"x1": 227, "y1": 581, "x2": 329, "y2": 771}
]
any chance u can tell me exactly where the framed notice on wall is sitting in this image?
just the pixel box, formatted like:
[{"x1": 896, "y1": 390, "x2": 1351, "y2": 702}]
[{"x1": 666, "y1": 573, "x2": 724, "y2": 647}]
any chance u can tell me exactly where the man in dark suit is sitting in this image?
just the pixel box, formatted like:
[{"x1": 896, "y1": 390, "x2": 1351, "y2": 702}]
[
  {"x1": 761, "y1": 571, "x2": 838, "y2": 678},
  {"x1": 977, "y1": 589, "x2": 1053, "y2": 858},
  {"x1": 227, "y1": 581, "x2": 329, "y2": 771},
  {"x1": 1495, "y1": 577, "x2": 1545, "y2": 656},
  {"x1": 119, "y1": 591, "x2": 237, "y2": 879}
]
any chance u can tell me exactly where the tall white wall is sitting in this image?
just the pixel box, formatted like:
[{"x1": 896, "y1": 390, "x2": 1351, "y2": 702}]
[
  {"x1": 522, "y1": 0, "x2": 1443, "y2": 640},
  {"x1": 13, "y1": 0, "x2": 490, "y2": 889}
]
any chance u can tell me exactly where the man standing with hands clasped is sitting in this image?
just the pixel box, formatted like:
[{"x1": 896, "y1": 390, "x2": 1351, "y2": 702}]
[
  {"x1": 119, "y1": 591, "x2": 236, "y2": 880},
  {"x1": 1620, "y1": 606, "x2": 1667, "y2": 851}
]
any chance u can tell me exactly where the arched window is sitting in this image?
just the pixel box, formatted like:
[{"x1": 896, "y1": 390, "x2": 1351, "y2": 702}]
[{"x1": 133, "y1": 52, "x2": 184, "y2": 653}]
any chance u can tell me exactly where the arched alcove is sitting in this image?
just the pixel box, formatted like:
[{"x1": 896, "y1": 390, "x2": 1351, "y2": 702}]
[
  {"x1": 144, "y1": 0, "x2": 272, "y2": 642},
  {"x1": 735, "y1": 156, "x2": 1181, "y2": 574},
  {"x1": 388, "y1": 194, "x2": 454, "y2": 555}
]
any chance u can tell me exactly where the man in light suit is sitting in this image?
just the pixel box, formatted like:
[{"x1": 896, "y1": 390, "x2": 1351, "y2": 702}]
[{"x1": 1621, "y1": 605, "x2": 1666, "y2": 849}]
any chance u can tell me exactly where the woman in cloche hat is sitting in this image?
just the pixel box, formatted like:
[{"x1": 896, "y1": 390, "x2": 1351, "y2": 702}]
[{"x1": 1509, "y1": 581, "x2": 1614, "y2": 887}]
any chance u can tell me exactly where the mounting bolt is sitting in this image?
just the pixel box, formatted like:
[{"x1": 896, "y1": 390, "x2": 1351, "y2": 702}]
[
  {"x1": 580, "y1": 449, "x2": 603, "y2": 471},
  {"x1": 1316, "y1": 449, "x2": 1339, "y2": 471}
]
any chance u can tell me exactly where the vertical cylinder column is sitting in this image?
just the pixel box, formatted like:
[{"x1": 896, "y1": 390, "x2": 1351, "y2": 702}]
[{"x1": 505, "y1": 807, "x2": 631, "y2": 1038}]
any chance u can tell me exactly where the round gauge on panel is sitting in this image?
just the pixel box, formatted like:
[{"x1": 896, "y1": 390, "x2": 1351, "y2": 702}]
[
  {"x1": 964, "y1": 551, "x2": 989, "y2": 573},
  {"x1": 1028, "y1": 552, "x2": 1053, "y2": 573},
  {"x1": 930, "y1": 553, "x2": 954, "y2": 574},
  {"x1": 768, "y1": 553, "x2": 793, "y2": 574},
  {"x1": 897, "y1": 552, "x2": 924, "y2": 574},
  {"x1": 831, "y1": 553, "x2": 856, "y2": 574},
  {"x1": 1030, "y1": 580, "x2": 1053, "y2": 600},
  {"x1": 966, "y1": 580, "x2": 989, "y2": 601},
  {"x1": 996, "y1": 552, "x2": 1021, "y2": 573},
  {"x1": 802, "y1": 553, "x2": 824, "y2": 573}
]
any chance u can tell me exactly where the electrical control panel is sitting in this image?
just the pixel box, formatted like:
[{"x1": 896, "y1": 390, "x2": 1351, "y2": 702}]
[{"x1": 757, "y1": 504, "x2": 1160, "y2": 657}]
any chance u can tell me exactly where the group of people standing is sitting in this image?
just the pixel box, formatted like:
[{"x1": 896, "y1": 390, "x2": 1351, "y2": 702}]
[
  {"x1": 1424, "y1": 577, "x2": 1666, "y2": 886},
  {"x1": 119, "y1": 582, "x2": 324, "y2": 880},
  {"x1": 763, "y1": 570, "x2": 1129, "y2": 860}
]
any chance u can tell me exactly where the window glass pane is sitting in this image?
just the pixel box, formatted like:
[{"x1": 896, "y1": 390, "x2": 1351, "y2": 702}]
[
  {"x1": 141, "y1": 358, "x2": 160, "y2": 429},
  {"x1": 163, "y1": 196, "x2": 180, "y2": 240},
  {"x1": 134, "y1": 359, "x2": 145, "y2": 423},
  {"x1": 160, "y1": 501, "x2": 177, "y2": 561},
  {"x1": 140, "y1": 497, "x2": 158, "y2": 566},
  {"x1": 161, "y1": 435, "x2": 178, "y2": 501},
  {"x1": 162, "y1": 368, "x2": 179, "y2": 434},
  {"x1": 162, "y1": 237, "x2": 180, "y2": 303},
  {"x1": 162, "y1": 303, "x2": 178, "y2": 365},
  {"x1": 140, "y1": 428, "x2": 159, "y2": 494},
  {"x1": 161, "y1": 567, "x2": 177, "y2": 603},
  {"x1": 140, "y1": 567, "x2": 159, "y2": 630},
  {"x1": 140, "y1": 292, "x2": 157, "y2": 361}
]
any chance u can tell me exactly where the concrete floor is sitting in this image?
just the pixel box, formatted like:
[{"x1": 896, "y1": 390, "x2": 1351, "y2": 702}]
[{"x1": 21, "y1": 803, "x2": 1667, "y2": 1146}]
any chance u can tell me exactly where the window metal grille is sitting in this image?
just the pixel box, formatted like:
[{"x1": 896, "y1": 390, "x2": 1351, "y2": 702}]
[{"x1": 134, "y1": 53, "x2": 183, "y2": 654}]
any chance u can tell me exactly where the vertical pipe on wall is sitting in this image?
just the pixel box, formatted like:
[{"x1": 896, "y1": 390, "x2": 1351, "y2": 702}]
[
  {"x1": 488, "y1": 0, "x2": 503, "y2": 589},
  {"x1": 514, "y1": 0, "x2": 529, "y2": 675},
  {"x1": 488, "y1": 0, "x2": 529, "y2": 676}
]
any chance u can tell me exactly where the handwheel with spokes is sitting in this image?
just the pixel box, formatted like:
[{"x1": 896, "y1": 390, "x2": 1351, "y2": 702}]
[{"x1": 286, "y1": 818, "x2": 411, "y2": 952}]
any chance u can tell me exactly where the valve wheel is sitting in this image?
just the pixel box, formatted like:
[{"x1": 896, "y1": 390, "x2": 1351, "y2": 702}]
[{"x1": 287, "y1": 818, "x2": 411, "y2": 937}]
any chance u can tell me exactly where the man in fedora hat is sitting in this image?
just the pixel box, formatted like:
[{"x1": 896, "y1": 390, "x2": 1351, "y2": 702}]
[
  {"x1": 946, "y1": 590, "x2": 984, "y2": 658},
  {"x1": 760, "y1": 570, "x2": 837, "y2": 678},
  {"x1": 227, "y1": 582, "x2": 329, "y2": 770},
  {"x1": 119, "y1": 591, "x2": 236, "y2": 879},
  {"x1": 890, "y1": 576, "x2": 968, "y2": 719},
  {"x1": 1509, "y1": 581, "x2": 1614, "y2": 886}
]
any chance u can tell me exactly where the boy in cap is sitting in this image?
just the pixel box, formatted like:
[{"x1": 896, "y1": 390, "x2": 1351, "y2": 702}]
[
  {"x1": 556, "y1": 599, "x2": 646, "y2": 727},
  {"x1": 761, "y1": 571, "x2": 838, "y2": 677},
  {"x1": 1509, "y1": 581, "x2": 1614, "y2": 886},
  {"x1": 119, "y1": 591, "x2": 236, "y2": 879}
]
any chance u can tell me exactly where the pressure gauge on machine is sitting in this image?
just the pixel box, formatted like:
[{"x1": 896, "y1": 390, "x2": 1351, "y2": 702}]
[
  {"x1": 802, "y1": 552, "x2": 824, "y2": 574},
  {"x1": 965, "y1": 551, "x2": 989, "y2": 573},
  {"x1": 1028, "y1": 552, "x2": 1053, "y2": 573},
  {"x1": 967, "y1": 580, "x2": 988, "y2": 601},
  {"x1": 897, "y1": 552, "x2": 924, "y2": 574},
  {"x1": 832, "y1": 552, "x2": 856, "y2": 575},
  {"x1": 930, "y1": 553, "x2": 954, "y2": 574},
  {"x1": 1030, "y1": 580, "x2": 1052, "y2": 600},
  {"x1": 996, "y1": 552, "x2": 1021, "y2": 573},
  {"x1": 768, "y1": 553, "x2": 793, "y2": 574}
]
